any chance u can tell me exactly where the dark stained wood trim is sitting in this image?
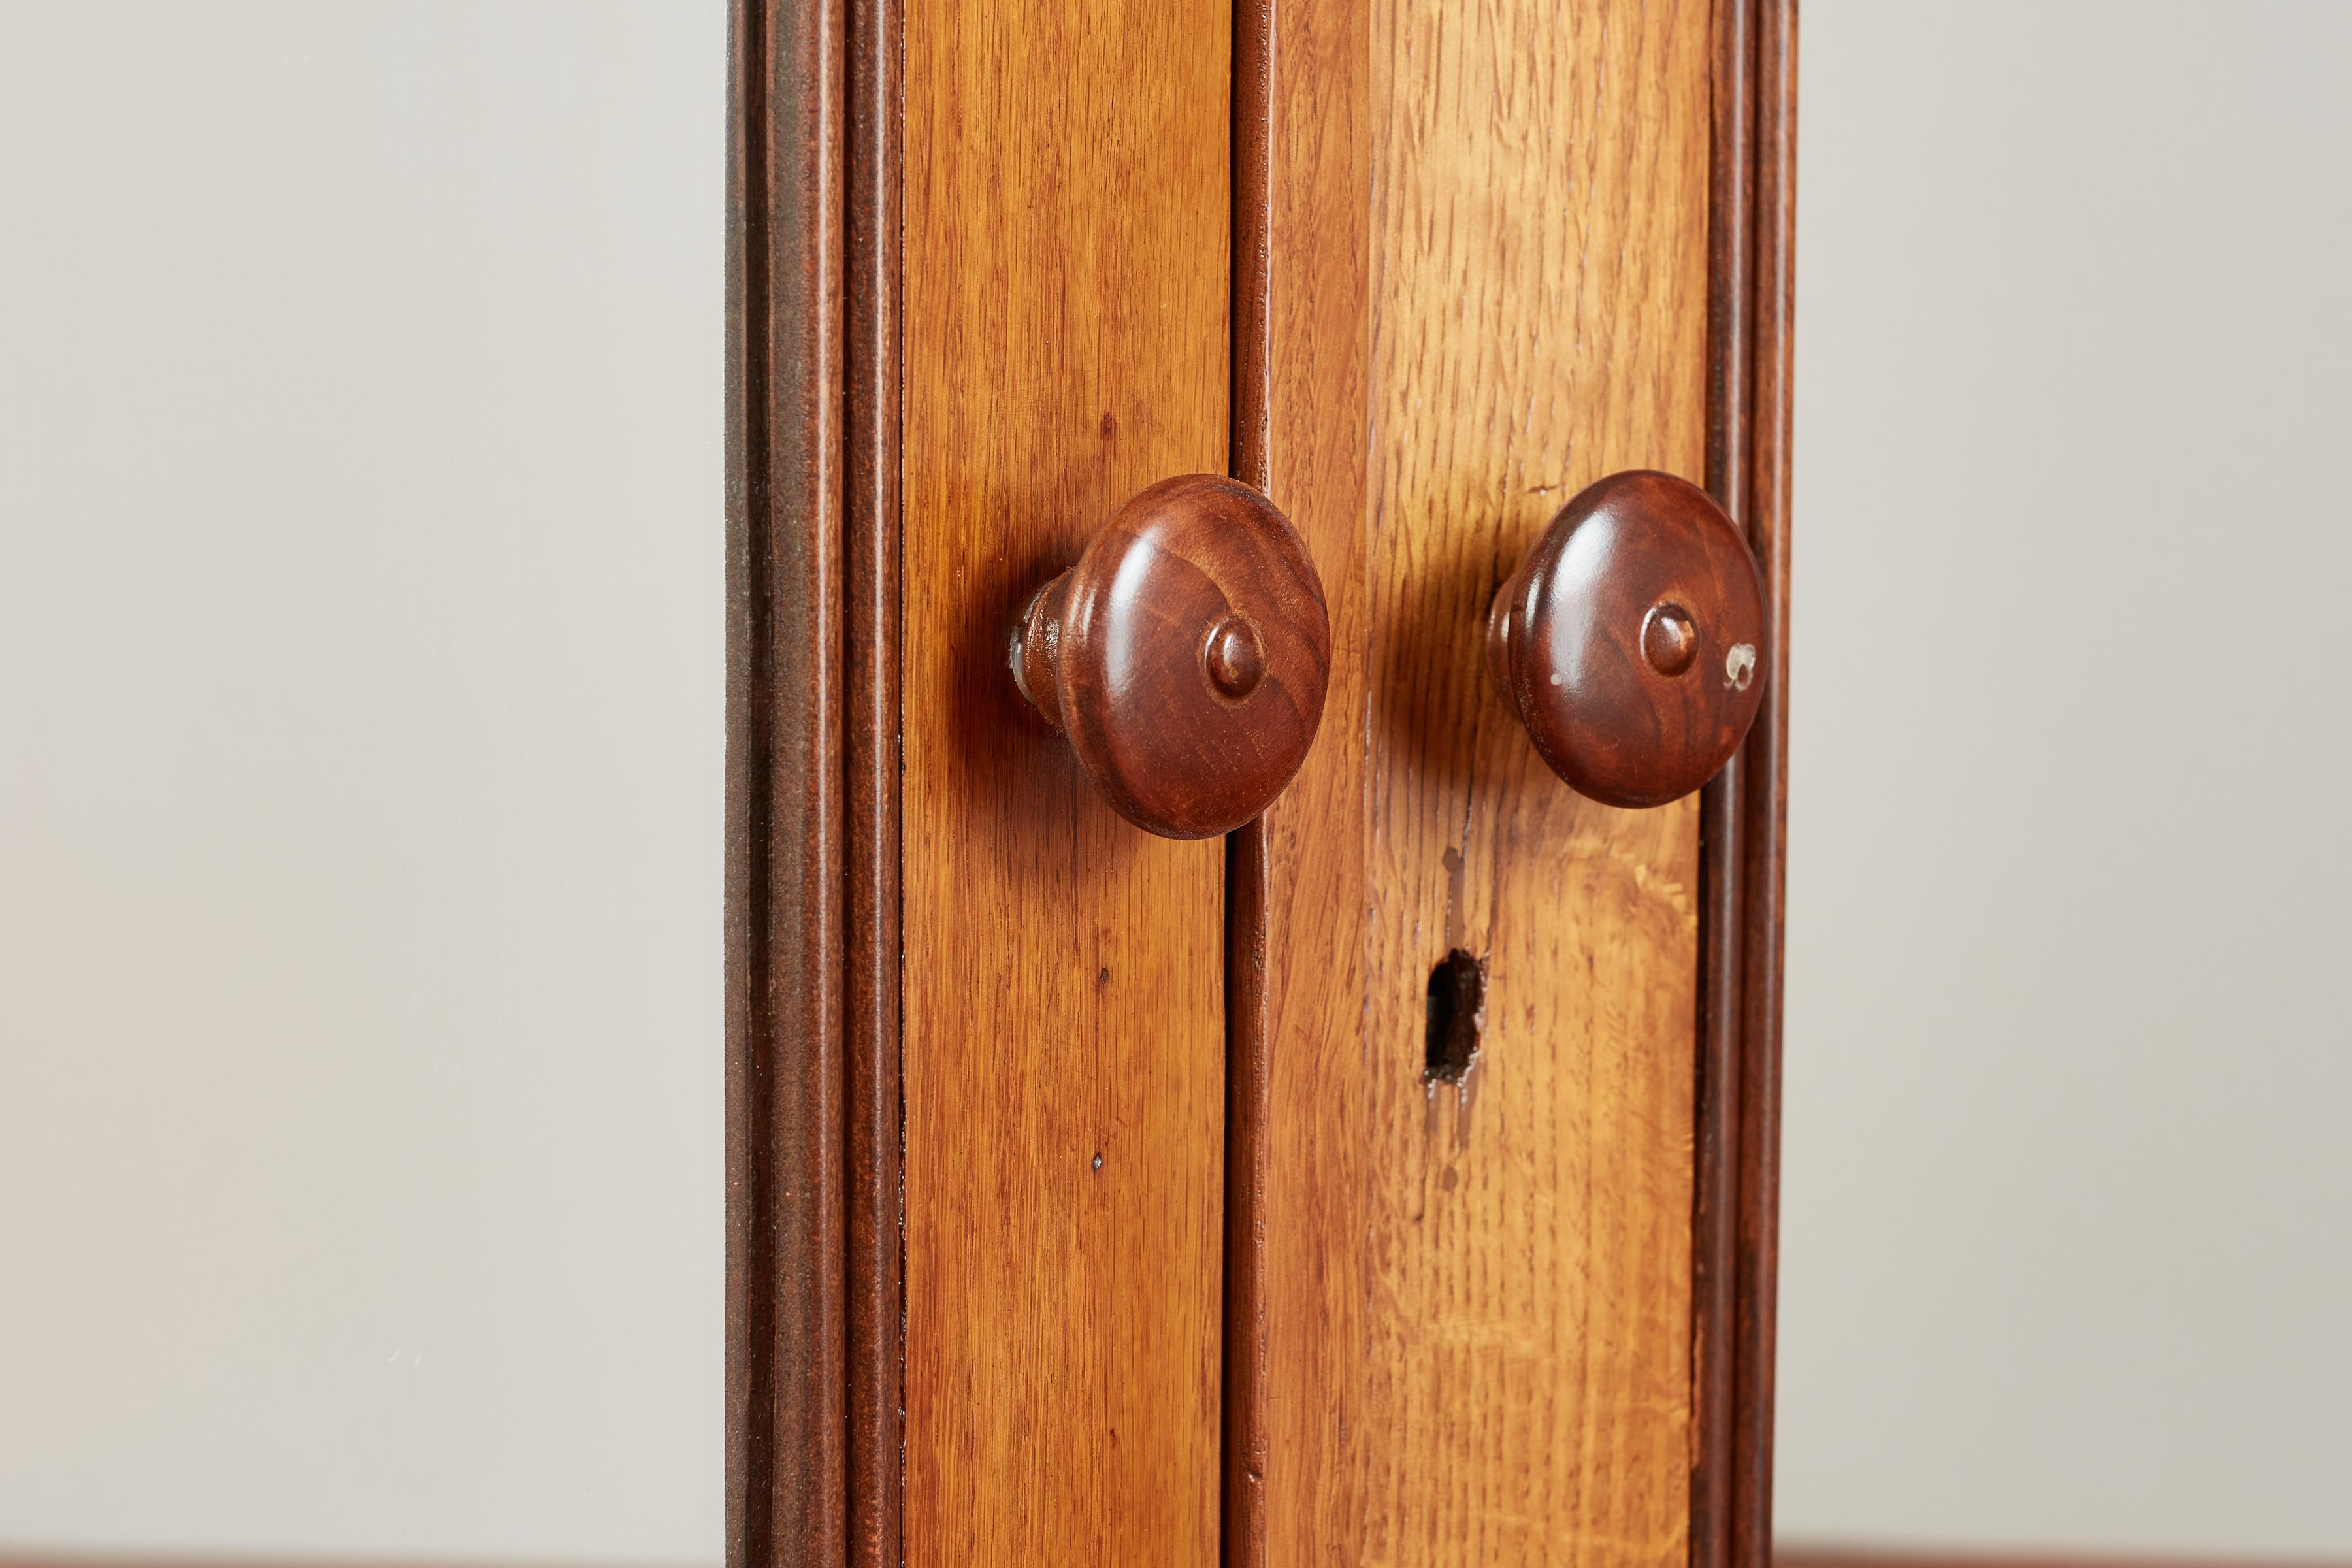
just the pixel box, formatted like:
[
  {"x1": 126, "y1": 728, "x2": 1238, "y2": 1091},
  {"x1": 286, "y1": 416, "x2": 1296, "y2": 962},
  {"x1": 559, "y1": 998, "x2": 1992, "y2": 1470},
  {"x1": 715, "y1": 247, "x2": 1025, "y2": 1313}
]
[
  {"x1": 1694, "y1": 2, "x2": 1751, "y2": 1562},
  {"x1": 1697, "y1": 3, "x2": 1793, "y2": 1567},
  {"x1": 841, "y1": 0, "x2": 902, "y2": 1559},
  {"x1": 725, "y1": 0, "x2": 846, "y2": 1563},
  {"x1": 1223, "y1": 0, "x2": 1275, "y2": 1561},
  {"x1": 1734, "y1": 2, "x2": 1796, "y2": 1565},
  {"x1": 1232, "y1": 0, "x2": 1274, "y2": 487},
  {"x1": 728, "y1": 0, "x2": 901, "y2": 1558}
]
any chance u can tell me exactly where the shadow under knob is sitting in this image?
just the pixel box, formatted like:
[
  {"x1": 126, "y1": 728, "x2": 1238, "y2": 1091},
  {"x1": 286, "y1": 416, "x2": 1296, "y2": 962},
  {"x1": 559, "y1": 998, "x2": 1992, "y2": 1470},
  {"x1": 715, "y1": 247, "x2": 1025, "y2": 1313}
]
[
  {"x1": 1011, "y1": 474, "x2": 1331, "y2": 839},
  {"x1": 1486, "y1": 469, "x2": 1767, "y2": 808}
]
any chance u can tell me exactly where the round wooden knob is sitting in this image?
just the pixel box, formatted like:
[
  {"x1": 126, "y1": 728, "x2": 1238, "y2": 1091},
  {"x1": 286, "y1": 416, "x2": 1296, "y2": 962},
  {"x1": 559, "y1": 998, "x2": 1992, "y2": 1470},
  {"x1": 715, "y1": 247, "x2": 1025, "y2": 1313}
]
[
  {"x1": 1011, "y1": 474, "x2": 1331, "y2": 839},
  {"x1": 1486, "y1": 470, "x2": 1767, "y2": 808}
]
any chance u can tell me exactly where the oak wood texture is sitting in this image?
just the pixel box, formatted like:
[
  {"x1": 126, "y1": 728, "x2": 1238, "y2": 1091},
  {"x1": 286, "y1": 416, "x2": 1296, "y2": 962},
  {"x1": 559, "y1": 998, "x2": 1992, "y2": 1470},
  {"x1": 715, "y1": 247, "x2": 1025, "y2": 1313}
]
[
  {"x1": 1240, "y1": 0, "x2": 1716, "y2": 1561},
  {"x1": 725, "y1": 1, "x2": 845, "y2": 1563},
  {"x1": 900, "y1": 0, "x2": 1231, "y2": 1558},
  {"x1": 1356, "y1": 1, "x2": 1712, "y2": 1556},
  {"x1": 1228, "y1": 0, "x2": 1372, "y2": 1556},
  {"x1": 1012, "y1": 474, "x2": 1331, "y2": 840},
  {"x1": 1486, "y1": 470, "x2": 1767, "y2": 809}
]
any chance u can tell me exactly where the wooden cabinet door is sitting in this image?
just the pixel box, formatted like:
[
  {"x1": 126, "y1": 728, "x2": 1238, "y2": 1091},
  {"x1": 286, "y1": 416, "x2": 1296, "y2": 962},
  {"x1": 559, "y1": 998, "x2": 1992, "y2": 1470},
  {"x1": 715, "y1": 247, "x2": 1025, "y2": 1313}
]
[{"x1": 725, "y1": 0, "x2": 1790, "y2": 1563}]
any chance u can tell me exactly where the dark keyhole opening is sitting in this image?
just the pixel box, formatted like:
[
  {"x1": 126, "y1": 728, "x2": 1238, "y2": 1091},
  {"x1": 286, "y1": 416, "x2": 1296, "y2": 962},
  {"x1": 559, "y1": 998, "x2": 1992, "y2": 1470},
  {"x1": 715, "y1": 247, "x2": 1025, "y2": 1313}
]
[{"x1": 1424, "y1": 949, "x2": 1486, "y2": 1083}]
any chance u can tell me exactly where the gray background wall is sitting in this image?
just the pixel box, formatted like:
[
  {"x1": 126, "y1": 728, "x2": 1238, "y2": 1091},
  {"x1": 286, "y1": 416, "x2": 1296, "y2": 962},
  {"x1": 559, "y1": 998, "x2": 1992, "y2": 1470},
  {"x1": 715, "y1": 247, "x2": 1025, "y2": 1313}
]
[
  {"x1": 3, "y1": 0, "x2": 2347, "y2": 1561},
  {"x1": 0, "y1": 3, "x2": 723, "y2": 1559},
  {"x1": 1779, "y1": 0, "x2": 2352, "y2": 1554}
]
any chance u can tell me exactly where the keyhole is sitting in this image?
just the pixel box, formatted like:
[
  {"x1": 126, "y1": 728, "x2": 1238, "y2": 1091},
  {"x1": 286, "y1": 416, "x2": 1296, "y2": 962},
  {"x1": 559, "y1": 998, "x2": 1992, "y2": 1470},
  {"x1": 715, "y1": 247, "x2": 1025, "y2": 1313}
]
[{"x1": 1424, "y1": 949, "x2": 1486, "y2": 1083}]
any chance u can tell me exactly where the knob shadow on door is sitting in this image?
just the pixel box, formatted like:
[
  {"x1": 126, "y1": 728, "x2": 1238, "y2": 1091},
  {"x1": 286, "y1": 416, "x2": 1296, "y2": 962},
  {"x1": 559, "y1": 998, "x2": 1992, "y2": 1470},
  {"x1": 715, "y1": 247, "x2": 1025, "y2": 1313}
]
[
  {"x1": 1011, "y1": 474, "x2": 1331, "y2": 839},
  {"x1": 1487, "y1": 469, "x2": 1767, "y2": 808}
]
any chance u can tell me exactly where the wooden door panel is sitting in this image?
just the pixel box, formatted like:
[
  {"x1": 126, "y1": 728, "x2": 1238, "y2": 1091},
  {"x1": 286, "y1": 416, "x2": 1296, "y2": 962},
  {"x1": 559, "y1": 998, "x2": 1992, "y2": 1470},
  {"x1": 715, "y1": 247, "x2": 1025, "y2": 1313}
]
[
  {"x1": 1358, "y1": 1, "x2": 1712, "y2": 1558},
  {"x1": 1226, "y1": 0, "x2": 1373, "y2": 1558},
  {"x1": 1362, "y1": 0, "x2": 1711, "y2": 1560},
  {"x1": 900, "y1": 0, "x2": 1232, "y2": 1561},
  {"x1": 1251, "y1": 1, "x2": 1717, "y2": 1562}
]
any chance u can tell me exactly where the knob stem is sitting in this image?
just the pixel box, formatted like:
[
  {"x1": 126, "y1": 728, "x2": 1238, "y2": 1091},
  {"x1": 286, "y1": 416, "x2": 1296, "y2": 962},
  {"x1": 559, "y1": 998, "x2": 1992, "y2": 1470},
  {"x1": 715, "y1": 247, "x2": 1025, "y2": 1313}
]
[
  {"x1": 1483, "y1": 588, "x2": 1520, "y2": 700},
  {"x1": 1011, "y1": 570, "x2": 1075, "y2": 731}
]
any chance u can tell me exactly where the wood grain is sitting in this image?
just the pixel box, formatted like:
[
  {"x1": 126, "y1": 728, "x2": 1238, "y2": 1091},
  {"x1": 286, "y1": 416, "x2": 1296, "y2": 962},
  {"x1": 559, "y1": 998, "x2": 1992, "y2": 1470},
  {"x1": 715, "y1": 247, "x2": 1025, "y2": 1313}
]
[
  {"x1": 1691, "y1": 4, "x2": 1755, "y2": 1563},
  {"x1": 843, "y1": 0, "x2": 901, "y2": 1558},
  {"x1": 1246, "y1": 0, "x2": 1717, "y2": 1561},
  {"x1": 1484, "y1": 470, "x2": 1767, "y2": 809},
  {"x1": 1237, "y1": 0, "x2": 1373, "y2": 1558},
  {"x1": 1357, "y1": 0, "x2": 1713, "y2": 1561},
  {"x1": 900, "y1": 0, "x2": 1231, "y2": 1558},
  {"x1": 1011, "y1": 475, "x2": 1330, "y2": 841},
  {"x1": 1734, "y1": 5, "x2": 1797, "y2": 1563},
  {"x1": 725, "y1": 0, "x2": 845, "y2": 1563}
]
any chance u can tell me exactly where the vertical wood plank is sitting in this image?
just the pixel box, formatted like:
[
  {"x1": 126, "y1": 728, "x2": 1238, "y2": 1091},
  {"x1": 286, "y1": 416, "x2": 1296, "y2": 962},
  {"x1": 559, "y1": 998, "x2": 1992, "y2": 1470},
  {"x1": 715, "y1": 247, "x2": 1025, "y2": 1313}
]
[
  {"x1": 843, "y1": 0, "x2": 902, "y2": 1557},
  {"x1": 900, "y1": 0, "x2": 1231, "y2": 1560},
  {"x1": 1232, "y1": 0, "x2": 1373, "y2": 1561},
  {"x1": 1733, "y1": 4, "x2": 1797, "y2": 1562},
  {"x1": 1693, "y1": 2, "x2": 1755, "y2": 1561},
  {"x1": 1241, "y1": 0, "x2": 1373, "y2": 1560},
  {"x1": 1252, "y1": 0, "x2": 1726, "y2": 1559},
  {"x1": 1356, "y1": 0, "x2": 1712, "y2": 1561},
  {"x1": 725, "y1": 0, "x2": 845, "y2": 1561}
]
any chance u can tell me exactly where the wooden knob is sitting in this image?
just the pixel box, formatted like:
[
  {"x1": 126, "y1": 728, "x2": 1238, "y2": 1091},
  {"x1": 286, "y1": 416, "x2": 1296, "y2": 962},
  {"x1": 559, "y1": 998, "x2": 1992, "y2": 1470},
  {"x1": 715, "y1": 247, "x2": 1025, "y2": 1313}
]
[
  {"x1": 1011, "y1": 474, "x2": 1331, "y2": 839},
  {"x1": 1486, "y1": 470, "x2": 1767, "y2": 808}
]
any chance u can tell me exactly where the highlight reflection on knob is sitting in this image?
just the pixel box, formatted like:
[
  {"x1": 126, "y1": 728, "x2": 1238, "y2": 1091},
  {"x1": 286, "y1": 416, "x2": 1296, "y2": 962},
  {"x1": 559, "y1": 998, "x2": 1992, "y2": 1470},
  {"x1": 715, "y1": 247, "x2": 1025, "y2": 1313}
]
[
  {"x1": 1010, "y1": 474, "x2": 1331, "y2": 839},
  {"x1": 1486, "y1": 470, "x2": 1767, "y2": 808}
]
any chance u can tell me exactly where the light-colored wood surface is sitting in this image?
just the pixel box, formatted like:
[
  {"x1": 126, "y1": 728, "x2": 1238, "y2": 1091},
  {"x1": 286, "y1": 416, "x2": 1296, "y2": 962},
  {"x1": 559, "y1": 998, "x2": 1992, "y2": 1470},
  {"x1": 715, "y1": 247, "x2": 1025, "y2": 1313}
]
[
  {"x1": 899, "y1": 0, "x2": 1230, "y2": 1560},
  {"x1": 1360, "y1": 0, "x2": 1710, "y2": 1556},
  {"x1": 1256, "y1": 0, "x2": 1715, "y2": 1562}
]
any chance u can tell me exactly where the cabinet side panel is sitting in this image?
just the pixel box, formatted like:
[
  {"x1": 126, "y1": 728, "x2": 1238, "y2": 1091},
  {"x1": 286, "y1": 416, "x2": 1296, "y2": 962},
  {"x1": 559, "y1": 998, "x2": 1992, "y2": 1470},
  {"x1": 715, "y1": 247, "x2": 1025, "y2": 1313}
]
[{"x1": 899, "y1": 0, "x2": 1232, "y2": 1560}]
